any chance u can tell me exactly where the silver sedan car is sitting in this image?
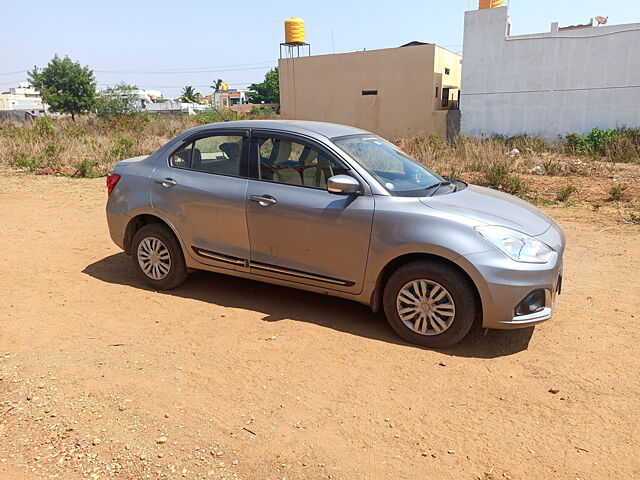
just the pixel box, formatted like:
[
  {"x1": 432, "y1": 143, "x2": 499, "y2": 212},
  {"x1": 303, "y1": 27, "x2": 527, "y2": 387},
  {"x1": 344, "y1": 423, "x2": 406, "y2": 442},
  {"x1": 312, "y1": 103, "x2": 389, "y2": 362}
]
[{"x1": 106, "y1": 120, "x2": 564, "y2": 348}]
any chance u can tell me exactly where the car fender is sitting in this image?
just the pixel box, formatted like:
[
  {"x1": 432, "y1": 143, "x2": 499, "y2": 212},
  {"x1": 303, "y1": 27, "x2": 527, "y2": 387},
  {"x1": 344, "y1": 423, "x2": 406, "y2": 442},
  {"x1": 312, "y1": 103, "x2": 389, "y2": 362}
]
[{"x1": 121, "y1": 206, "x2": 189, "y2": 258}]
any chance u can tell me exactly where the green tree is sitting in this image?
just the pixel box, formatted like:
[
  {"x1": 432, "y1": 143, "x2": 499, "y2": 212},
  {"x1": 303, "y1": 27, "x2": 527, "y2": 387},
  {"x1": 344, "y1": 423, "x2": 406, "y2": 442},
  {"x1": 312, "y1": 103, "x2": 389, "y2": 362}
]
[
  {"x1": 94, "y1": 83, "x2": 140, "y2": 118},
  {"x1": 247, "y1": 67, "x2": 279, "y2": 104},
  {"x1": 180, "y1": 86, "x2": 199, "y2": 103},
  {"x1": 28, "y1": 55, "x2": 96, "y2": 121}
]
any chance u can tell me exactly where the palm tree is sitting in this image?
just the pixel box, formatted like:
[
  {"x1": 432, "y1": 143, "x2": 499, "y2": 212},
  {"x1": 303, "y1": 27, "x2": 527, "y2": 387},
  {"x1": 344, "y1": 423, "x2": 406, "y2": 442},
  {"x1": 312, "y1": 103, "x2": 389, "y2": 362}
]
[
  {"x1": 211, "y1": 78, "x2": 224, "y2": 93},
  {"x1": 180, "y1": 86, "x2": 198, "y2": 103}
]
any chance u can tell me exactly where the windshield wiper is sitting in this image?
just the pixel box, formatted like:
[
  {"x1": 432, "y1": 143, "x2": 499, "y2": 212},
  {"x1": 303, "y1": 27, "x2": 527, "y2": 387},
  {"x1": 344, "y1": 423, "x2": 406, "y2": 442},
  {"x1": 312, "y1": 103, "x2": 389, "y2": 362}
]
[{"x1": 426, "y1": 179, "x2": 456, "y2": 196}]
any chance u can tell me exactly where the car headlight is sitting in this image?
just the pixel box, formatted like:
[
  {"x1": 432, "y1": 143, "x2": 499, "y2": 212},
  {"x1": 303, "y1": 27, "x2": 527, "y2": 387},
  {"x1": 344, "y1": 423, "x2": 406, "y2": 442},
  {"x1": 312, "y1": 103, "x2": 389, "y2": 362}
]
[{"x1": 474, "y1": 225, "x2": 554, "y2": 263}]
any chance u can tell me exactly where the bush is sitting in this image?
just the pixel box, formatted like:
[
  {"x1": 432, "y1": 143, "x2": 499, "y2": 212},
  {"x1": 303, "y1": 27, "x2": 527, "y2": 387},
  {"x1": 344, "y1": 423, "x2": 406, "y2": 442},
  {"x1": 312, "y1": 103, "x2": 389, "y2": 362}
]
[
  {"x1": 501, "y1": 175, "x2": 529, "y2": 196},
  {"x1": 566, "y1": 127, "x2": 640, "y2": 162},
  {"x1": 482, "y1": 161, "x2": 511, "y2": 186},
  {"x1": 608, "y1": 184, "x2": 629, "y2": 201},
  {"x1": 555, "y1": 185, "x2": 576, "y2": 202},
  {"x1": 193, "y1": 107, "x2": 233, "y2": 125},
  {"x1": 104, "y1": 136, "x2": 143, "y2": 164},
  {"x1": 101, "y1": 113, "x2": 150, "y2": 132},
  {"x1": 73, "y1": 159, "x2": 102, "y2": 178},
  {"x1": 95, "y1": 83, "x2": 141, "y2": 119},
  {"x1": 480, "y1": 160, "x2": 528, "y2": 196},
  {"x1": 34, "y1": 116, "x2": 55, "y2": 135},
  {"x1": 543, "y1": 159, "x2": 563, "y2": 176},
  {"x1": 12, "y1": 153, "x2": 39, "y2": 170}
]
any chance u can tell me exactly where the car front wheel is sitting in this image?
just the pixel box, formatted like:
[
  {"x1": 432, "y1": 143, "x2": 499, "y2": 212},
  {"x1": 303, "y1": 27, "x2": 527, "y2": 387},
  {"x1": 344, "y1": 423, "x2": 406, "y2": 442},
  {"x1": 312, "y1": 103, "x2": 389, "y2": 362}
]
[
  {"x1": 131, "y1": 223, "x2": 188, "y2": 290},
  {"x1": 383, "y1": 260, "x2": 477, "y2": 348}
]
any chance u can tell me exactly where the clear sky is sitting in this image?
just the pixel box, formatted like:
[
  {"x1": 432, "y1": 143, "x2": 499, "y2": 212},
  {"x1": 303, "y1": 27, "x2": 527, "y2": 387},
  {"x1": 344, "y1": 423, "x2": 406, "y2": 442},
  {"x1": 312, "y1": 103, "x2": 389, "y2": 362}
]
[{"x1": 2, "y1": 0, "x2": 639, "y2": 98}]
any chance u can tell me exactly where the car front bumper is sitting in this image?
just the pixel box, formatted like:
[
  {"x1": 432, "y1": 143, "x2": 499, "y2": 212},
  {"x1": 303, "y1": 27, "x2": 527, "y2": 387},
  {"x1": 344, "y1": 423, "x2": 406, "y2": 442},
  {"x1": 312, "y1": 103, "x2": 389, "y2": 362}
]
[{"x1": 459, "y1": 240, "x2": 563, "y2": 330}]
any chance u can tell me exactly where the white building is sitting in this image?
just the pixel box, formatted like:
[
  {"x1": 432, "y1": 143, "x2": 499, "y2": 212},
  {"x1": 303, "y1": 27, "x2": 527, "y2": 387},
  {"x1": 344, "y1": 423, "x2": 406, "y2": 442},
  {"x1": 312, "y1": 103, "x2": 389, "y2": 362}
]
[
  {"x1": 0, "y1": 82, "x2": 48, "y2": 115},
  {"x1": 143, "y1": 101, "x2": 208, "y2": 115},
  {"x1": 460, "y1": 6, "x2": 640, "y2": 139}
]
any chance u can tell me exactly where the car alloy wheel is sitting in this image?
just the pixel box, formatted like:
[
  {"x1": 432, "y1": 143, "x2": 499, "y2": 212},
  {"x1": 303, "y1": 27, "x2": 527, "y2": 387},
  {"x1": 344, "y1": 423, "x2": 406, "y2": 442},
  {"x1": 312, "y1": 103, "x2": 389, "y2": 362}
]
[
  {"x1": 396, "y1": 279, "x2": 456, "y2": 336},
  {"x1": 137, "y1": 236, "x2": 172, "y2": 280}
]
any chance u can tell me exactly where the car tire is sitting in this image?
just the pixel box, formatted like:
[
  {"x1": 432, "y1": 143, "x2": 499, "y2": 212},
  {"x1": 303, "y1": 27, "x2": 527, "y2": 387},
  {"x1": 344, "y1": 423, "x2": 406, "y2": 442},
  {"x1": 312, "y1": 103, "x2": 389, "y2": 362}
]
[
  {"x1": 383, "y1": 260, "x2": 477, "y2": 348},
  {"x1": 131, "y1": 223, "x2": 188, "y2": 290}
]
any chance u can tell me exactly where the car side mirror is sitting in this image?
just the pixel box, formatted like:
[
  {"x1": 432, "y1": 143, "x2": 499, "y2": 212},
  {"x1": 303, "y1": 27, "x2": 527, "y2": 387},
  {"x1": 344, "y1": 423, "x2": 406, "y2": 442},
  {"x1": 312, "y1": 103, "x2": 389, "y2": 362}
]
[{"x1": 327, "y1": 175, "x2": 361, "y2": 195}]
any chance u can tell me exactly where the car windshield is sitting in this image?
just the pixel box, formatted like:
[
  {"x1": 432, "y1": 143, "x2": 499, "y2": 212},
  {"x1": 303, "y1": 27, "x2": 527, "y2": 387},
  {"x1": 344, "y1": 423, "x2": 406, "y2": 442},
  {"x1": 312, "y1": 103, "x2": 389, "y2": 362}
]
[{"x1": 332, "y1": 134, "x2": 444, "y2": 196}]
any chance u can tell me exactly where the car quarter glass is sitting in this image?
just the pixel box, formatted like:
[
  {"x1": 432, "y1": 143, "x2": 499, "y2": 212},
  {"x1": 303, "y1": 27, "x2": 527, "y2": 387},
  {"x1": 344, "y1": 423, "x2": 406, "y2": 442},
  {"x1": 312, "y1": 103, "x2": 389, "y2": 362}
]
[{"x1": 169, "y1": 143, "x2": 193, "y2": 169}]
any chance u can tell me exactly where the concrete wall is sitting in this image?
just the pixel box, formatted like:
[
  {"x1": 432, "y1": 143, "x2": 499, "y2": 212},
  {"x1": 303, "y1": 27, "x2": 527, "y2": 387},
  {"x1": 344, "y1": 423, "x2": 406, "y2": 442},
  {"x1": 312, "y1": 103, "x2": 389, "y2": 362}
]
[
  {"x1": 461, "y1": 7, "x2": 640, "y2": 139},
  {"x1": 279, "y1": 45, "x2": 460, "y2": 139}
]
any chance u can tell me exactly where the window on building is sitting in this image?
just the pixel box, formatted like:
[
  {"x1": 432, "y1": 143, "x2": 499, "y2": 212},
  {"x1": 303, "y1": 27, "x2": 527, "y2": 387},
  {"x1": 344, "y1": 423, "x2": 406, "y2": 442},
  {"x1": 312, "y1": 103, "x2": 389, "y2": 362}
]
[
  {"x1": 361, "y1": 90, "x2": 378, "y2": 96},
  {"x1": 444, "y1": 67, "x2": 451, "y2": 75},
  {"x1": 435, "y1": 87, "x2": 439, "y2": 98}
]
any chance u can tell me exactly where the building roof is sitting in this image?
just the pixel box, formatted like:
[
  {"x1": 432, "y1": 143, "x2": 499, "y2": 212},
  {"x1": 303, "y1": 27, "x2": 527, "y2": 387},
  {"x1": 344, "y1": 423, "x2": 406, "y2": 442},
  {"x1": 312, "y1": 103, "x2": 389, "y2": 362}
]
[
  {"x1": 400, "y1": 41, "x2": 432, "y2": 47},
  {"x1": 191, "y1": 120, "x2": 369, "y2": 139}
]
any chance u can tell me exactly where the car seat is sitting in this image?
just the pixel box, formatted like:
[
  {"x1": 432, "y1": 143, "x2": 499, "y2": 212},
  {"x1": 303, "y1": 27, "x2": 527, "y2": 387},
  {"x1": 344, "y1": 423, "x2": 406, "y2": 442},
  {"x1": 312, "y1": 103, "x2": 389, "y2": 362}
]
[
  {"x1": 191, "y1": 148, "x2": 203, "y2": 170},
  {"x1": 272, "y1": 142, "x2": 303, "y2": 185}
]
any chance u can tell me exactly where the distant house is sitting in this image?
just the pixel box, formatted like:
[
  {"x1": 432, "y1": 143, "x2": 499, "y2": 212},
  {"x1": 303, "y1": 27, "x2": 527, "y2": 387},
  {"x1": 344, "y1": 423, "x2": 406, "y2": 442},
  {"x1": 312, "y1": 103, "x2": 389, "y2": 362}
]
[
  {"x1": 0, "y1": 82, "x2": 48, "y2": 116},
  {"x1": 460, "y1": 6, "x2": 640, "y2": 138},
  {"x1": 143, "y1": 101, "x2": 208, "y2": 115},
  {"x1": 278, "y1": 43, "x2": 461, "y2": 139},
  {"x1": 212, "y1": 88, "x2": 251, "y2": 108}
]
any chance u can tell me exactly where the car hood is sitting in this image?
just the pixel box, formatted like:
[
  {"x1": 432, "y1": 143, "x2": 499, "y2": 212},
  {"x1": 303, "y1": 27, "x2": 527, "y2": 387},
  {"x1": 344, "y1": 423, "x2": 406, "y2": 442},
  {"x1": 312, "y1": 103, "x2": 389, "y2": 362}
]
[{"x1": 419, "y1": 184, "x2": 552, "y2": 236}]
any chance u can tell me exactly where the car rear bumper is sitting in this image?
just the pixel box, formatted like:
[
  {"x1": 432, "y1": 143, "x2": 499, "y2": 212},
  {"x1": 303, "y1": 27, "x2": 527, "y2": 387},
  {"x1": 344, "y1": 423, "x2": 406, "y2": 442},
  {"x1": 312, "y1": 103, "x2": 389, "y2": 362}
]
[{"x1": 106, "y1": 208, "x2": 128, "y2": 251}]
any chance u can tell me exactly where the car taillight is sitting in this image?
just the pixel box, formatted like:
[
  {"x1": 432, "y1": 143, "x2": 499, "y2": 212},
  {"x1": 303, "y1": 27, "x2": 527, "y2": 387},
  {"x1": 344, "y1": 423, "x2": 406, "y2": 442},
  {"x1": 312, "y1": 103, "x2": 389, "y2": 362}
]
[{"x1": 106, "y1": 173, "x2": 121, "y2": 195}]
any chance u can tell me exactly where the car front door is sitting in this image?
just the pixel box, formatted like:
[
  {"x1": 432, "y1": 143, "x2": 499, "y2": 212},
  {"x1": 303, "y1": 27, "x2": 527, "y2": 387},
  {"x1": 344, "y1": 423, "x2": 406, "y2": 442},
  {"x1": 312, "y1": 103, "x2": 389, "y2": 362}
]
[
  {"x1": 245, "y1": 132, "x2": 374, "y2": 294},
  {"x1": 151, "y1": 129, "x2": 250, "y2": 272}
]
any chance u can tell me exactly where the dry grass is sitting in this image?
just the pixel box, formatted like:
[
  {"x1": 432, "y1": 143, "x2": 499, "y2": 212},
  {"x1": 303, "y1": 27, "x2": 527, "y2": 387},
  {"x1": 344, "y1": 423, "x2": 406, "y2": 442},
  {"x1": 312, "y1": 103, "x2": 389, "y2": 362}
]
[
  {"x1": 0, "y1": 116, "x2": 638, "y2": 223},
  {"x1": 395, "y1": 133, "x2": 639, "y2": 223},
  {"x1": 0, "y1": 115, "x2": 199, "y2": 177}
]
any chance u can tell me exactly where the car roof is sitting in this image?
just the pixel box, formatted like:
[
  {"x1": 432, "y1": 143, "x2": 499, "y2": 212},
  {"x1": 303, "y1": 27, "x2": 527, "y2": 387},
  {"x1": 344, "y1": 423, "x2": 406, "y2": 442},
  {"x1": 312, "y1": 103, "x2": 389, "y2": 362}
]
[{"x1": 189, "y1": 120, "x2": 370, "y2": 140}]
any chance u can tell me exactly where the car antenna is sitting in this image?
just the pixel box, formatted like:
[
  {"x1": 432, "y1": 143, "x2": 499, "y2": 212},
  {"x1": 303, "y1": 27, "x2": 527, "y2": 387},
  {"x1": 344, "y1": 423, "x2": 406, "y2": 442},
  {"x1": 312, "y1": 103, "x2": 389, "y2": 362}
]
[{"x1": 210, "y1": 105, "x2": 228, "y2": 122}]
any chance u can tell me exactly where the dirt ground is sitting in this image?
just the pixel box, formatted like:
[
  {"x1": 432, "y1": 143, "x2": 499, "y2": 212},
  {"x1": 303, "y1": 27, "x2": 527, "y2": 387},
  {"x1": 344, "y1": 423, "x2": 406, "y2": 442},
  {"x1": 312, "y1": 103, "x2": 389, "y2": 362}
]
[{"x1": 1, "y1": 172, "x2": 639, "y2": 480}]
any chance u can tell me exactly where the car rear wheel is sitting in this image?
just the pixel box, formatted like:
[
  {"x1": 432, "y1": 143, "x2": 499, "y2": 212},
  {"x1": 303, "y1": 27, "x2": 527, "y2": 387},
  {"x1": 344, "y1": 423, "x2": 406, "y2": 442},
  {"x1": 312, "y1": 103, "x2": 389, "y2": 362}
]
[
  {"x1": 131, "y1": 223, "x2": 188, "y2": 290},
  {"x1": 383, "y1": 260, "x2": 476, "y2": 348}
]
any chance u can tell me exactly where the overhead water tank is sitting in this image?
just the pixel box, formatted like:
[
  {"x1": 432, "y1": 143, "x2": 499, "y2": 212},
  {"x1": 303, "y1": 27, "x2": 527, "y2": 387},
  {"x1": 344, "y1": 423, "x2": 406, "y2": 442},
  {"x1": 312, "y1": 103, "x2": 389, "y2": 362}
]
[
  {"x1": 284, "y1": 17, "x2": 305, "y2": 45},
  {"x1": 479, "y1": 0, "x2": 503, "y2": 8}
]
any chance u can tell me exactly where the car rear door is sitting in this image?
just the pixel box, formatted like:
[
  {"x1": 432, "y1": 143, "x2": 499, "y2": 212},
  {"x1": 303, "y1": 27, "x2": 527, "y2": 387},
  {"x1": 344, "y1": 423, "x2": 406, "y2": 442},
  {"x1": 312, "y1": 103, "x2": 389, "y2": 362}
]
[
  {"x1": 245, "y1": 131, "x2": 374, "y2": 294},
  {"x1": 151, "y1": 128, "x2": 251, "y2": 272}
]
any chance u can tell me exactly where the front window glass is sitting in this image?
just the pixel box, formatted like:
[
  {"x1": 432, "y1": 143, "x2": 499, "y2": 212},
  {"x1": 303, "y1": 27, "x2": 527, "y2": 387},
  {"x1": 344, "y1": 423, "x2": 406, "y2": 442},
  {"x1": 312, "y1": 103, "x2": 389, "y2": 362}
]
[
  {"x1": 256, "y1": 137, "x2": 348, "y2": 189},
  {"x1": 332, "y1": 135, "x2": 443, "y2": 195}
]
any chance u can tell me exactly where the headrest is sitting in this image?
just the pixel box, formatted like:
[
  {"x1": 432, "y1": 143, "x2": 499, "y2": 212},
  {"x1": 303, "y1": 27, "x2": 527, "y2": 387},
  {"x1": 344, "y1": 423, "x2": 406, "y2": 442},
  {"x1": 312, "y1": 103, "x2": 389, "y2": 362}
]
[
  {"x1": 303, "y1": 149, "x2": 318, "y2": 166},
  {"x1": 274, "y1": 141, "x2": 292, "y2": 164},
  {"x1": 219, "y1": 142, "x2": 240, "y2": 160}
]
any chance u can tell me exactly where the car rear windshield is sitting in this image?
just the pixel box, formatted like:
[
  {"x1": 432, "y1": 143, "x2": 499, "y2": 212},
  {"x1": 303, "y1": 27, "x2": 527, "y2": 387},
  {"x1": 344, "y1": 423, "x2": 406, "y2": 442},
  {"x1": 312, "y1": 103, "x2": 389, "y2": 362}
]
[{"x1": 332, "y1": 134, "x2": 444, "y2": 196}]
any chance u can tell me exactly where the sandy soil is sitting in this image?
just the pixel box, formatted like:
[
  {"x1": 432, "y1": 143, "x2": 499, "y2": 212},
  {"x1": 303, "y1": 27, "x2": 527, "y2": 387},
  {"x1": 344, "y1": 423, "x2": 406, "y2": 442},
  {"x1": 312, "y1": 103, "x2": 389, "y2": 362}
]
[{"x1": 1, "y1": 173, "x2": 639, "y2": 480}]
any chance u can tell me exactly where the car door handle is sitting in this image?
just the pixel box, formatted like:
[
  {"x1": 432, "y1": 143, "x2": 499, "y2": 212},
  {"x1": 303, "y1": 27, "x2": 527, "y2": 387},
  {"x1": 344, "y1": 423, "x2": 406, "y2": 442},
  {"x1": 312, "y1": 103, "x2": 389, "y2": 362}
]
[
  {"x1": 154, "y1": 178, "x2": 177, "y2": 187},
  {"x1": 250, "y1": 194, "x2": 277, "y2": 206}
]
